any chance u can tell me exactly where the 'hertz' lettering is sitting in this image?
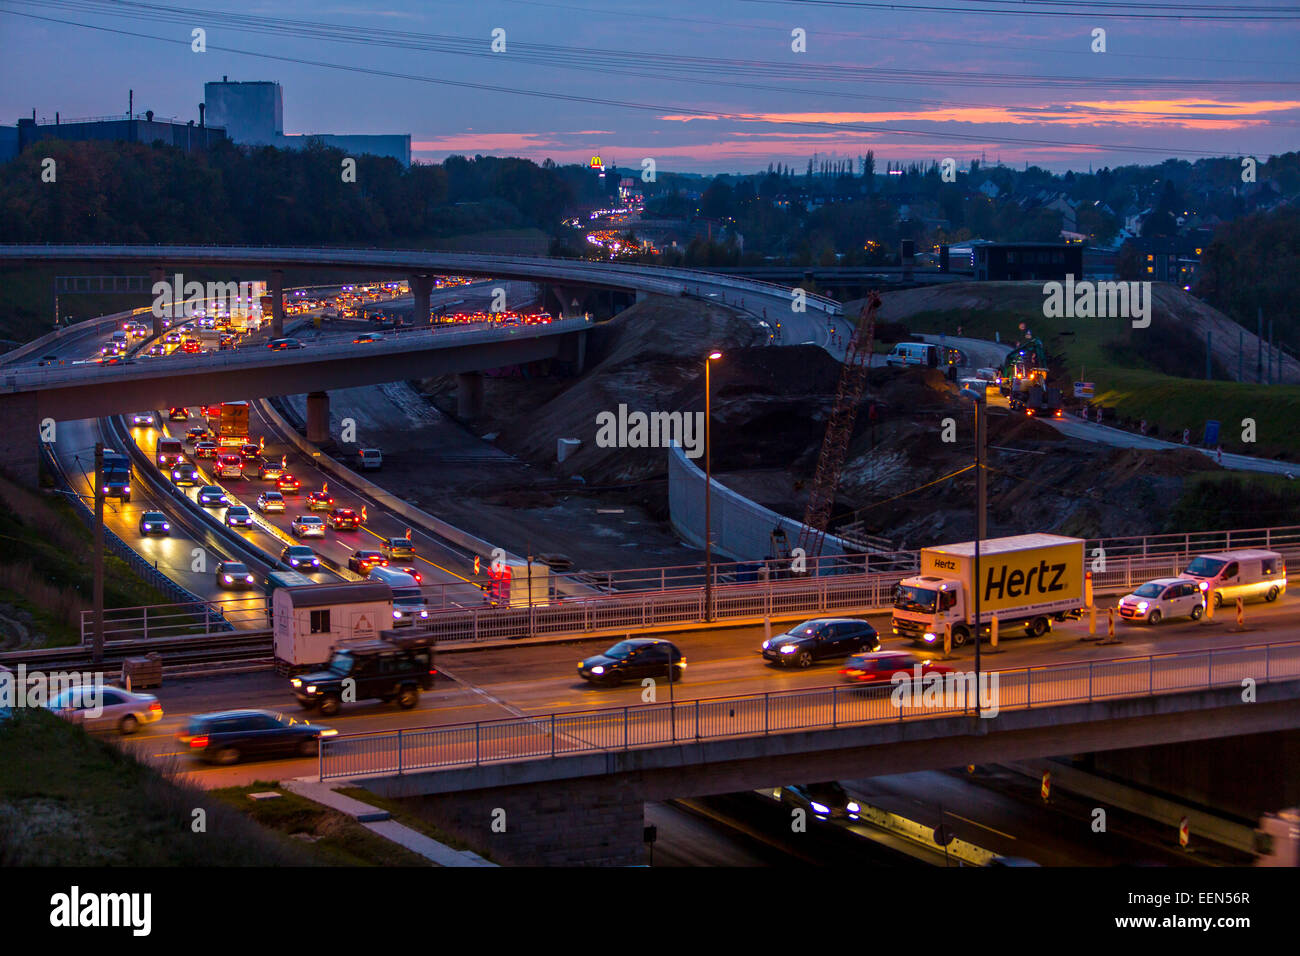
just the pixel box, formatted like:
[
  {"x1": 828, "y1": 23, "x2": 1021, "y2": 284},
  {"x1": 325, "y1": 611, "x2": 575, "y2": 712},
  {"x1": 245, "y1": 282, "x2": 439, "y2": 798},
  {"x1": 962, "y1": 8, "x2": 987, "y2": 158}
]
[
  {"x1": 932, "y1": 558, "x2": 957, "y2": 570},
  {"x1": 984, "y1": 560, "x2": 1068, "y2": 602}
]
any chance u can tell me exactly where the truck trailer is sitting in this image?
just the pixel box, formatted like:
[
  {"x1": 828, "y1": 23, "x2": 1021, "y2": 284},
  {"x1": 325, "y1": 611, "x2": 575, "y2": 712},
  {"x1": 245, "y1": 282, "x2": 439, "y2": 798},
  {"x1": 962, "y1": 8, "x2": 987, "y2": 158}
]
[
  {"x1": 892, "y1": 533, "x2": 1085, "y2": 647},
  {"x1": 272, "y1": 580, "x2": 394, "y2": 674},
  {"x1": 218, "y1": 401, "x2": 250, "y2": 448}
]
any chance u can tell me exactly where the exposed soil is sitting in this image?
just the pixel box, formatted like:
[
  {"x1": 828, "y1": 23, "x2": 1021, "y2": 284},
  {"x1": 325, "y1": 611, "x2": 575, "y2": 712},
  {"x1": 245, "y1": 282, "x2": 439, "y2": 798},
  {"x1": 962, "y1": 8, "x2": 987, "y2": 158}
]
[{"x1": 406, "y1": 289, "x2": 1235, "y2": 563}]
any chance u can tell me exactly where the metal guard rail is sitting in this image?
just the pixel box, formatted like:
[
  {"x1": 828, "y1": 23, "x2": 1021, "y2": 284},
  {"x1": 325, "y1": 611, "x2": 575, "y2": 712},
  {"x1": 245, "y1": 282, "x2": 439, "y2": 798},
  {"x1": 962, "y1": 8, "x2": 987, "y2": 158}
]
[{"x1": 320, "y1": 639, "x2": 1300, "y2": 780}]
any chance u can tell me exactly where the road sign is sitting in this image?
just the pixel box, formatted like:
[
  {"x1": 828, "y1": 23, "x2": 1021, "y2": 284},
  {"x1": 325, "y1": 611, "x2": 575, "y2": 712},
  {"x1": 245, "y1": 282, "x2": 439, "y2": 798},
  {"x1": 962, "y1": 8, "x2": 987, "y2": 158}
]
[
  {"x1": 1203, "y1": 420, "x2": 1221, "y2": 447},
  {"x1": 1073, "y1": 381, "x2": 1095, "y2": 399}
]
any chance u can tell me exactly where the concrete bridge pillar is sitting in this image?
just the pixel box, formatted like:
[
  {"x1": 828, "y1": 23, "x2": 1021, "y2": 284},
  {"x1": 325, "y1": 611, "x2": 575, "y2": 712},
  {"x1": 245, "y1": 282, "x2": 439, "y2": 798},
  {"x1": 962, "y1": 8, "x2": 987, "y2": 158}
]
[
  {"x1": 549, "y1": 284, "x2": 589, "y2": 319},
  {"x1": 456, "y1": 372, "x2": 484, "y2": 420},
  {"x1": 149, "y1": 267, "x2": 166, "y2": 337},
  {"x1": 557, "y1": 329, "x2": 587, "y2": 374},
  {"x1": 409, "y1": 274, "x2": 435, "y2": 325},
  {"x1": 305, "y1": 391, "x2": 330, "y2": 444},
  {"x1": 0, "y1": 393, "x2": 42, "y2": 486},
  {"x1": 269, "y1": 270, "x2": 286, "y2": 337}
]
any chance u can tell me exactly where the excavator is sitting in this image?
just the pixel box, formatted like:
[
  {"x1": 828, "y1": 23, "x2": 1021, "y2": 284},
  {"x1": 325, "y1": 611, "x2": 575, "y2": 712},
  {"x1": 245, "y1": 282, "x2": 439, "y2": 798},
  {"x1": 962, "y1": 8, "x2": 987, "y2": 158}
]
[{"x1": 999, "y1": 337, "x2": 1062, "y2": 417}]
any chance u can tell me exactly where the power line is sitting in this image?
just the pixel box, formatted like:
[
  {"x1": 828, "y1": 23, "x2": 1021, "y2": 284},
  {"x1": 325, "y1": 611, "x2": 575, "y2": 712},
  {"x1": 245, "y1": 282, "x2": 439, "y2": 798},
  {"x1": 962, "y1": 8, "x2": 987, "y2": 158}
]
[
  {"x1": 504, "y1": 0, "x2": 1300, "y2": 66},
  {"x1": 0, "y1": 6, "x2": 1271, "y2": 160},
  {"x1": 743, "y1": 0, "x2": 1300, "y2": 21},
  {"x1": 15, "y1": 0, "x2": 1299, "y2": 91}
]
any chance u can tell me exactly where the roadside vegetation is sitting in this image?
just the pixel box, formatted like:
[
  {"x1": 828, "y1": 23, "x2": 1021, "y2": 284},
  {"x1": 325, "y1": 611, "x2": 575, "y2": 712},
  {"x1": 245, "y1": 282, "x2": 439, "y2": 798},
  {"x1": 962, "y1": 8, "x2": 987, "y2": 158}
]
[
  {"x1": 0, "y1": 709, "x2": 428, "y2": 866},
  {"x1": 0, "y1": 471, "x2": 175, "y2": 648}
]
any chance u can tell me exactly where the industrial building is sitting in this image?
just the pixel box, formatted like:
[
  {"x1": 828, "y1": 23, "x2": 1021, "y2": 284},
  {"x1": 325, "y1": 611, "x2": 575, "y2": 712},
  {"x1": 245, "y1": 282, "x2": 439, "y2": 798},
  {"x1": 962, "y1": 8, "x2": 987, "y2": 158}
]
[
  {"x1": 1, "y1": 79, "x2": 409, "y2": 166},
  {"x1": 203, "y1": 78, "x2": 410, "y2": 166},
  {"x1": 2, "y1": 103, "x2": 226, "y2": 162}
]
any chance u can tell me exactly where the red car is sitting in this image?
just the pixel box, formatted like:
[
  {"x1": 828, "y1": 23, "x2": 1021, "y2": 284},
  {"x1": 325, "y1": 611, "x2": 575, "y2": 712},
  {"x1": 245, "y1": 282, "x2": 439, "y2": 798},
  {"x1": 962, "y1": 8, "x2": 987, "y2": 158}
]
[
  {"x1": 277, "y1": 474, "x2": 301, "y2": 493},
  {"x1": 194, "y1": 441, "x2": 219, "y2": 459},
  {"x1": 839, "y1": 650, "x2": 953, "y2": 683},
  {"x1": 348, "y1": 550, "x2": 388, "y2": 574},
  {"x1": 396, "y1": 566, "x2": 422, "y2": 585},
  {"x1": 181, "y1": 339, "x2": 202, "y2": 354},
  {"x1": 306, "y1": 491, "x2": 335, "y2": 511},
  {"x1": 326, "y1": 508, "x2": 359, "y2": 530}
]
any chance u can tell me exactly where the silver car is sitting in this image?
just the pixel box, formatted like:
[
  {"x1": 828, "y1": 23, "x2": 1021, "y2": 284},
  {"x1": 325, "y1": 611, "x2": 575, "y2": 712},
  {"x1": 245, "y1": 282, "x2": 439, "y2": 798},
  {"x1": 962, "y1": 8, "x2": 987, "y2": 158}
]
[
  {"x1": 256, "y1": 491, "x2": 285, "y2": 514},
  {"x1": 1117, "y1": 577, "x2": 1205, "y2": 624},
  {"x1": 291, "y1": 515, "x2": 326, "y2": 538},
  {"x1": 47, "y1": 685, "x2": 163, "y2": 735}
]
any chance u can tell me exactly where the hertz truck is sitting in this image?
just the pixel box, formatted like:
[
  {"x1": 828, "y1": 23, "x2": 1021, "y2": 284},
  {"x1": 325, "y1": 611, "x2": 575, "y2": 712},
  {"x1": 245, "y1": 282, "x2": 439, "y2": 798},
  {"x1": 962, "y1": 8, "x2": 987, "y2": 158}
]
[{"x1": 892, "y1": 533, "x2": 1085, "y2": 647}]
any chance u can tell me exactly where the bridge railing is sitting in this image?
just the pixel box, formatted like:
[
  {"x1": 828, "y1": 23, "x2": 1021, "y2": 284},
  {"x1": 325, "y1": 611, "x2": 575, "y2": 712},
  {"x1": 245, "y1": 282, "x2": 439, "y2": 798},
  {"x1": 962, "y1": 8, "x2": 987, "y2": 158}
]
[
  {"x1": 78, "y1": 596, "x2": 266, "y2": 644},
  {"x1": 319, "y1": 639, "x2": 1300, "y2": 779}
]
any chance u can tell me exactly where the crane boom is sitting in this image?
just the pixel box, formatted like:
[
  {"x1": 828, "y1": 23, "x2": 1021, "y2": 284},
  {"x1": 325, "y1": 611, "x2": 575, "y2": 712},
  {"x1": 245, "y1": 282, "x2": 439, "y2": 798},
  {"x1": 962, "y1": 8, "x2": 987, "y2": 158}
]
[{"x1": 796, "y1": 293, "x2": 881, "y2": 561}]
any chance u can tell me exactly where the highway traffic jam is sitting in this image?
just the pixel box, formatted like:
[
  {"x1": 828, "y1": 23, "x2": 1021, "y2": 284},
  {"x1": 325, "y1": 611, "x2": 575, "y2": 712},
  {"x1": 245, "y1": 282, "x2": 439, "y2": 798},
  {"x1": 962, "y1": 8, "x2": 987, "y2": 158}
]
[{"x1": 16, "y1": 279, "x2": 1295, "y2": 874}]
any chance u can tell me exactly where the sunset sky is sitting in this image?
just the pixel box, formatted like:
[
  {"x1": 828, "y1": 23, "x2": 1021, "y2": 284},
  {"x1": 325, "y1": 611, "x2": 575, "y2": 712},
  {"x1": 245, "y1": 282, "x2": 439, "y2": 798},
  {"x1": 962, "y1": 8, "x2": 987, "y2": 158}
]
[{"x1": 2, "y1": 0, "x2": 1298, "y2": 173}]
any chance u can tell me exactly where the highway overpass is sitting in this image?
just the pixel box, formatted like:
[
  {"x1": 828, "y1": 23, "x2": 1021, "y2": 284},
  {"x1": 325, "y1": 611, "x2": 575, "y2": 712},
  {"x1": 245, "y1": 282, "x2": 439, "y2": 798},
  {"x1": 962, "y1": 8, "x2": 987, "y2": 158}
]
[
  {"x1": 0, "y1": 243, "x2": 840, "y2": 337},
  {"x1": 322, "y1": 642, "x2": 1300, "y2": 865}
]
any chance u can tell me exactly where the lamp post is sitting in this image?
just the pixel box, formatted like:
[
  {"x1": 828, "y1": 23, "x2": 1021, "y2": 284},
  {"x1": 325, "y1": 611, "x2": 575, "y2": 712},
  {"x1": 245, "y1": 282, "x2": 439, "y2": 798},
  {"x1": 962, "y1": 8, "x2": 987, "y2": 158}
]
[
  {"x1": 703, "y1": 350, "x2": 723, "y2": 622},
  {"x1": 959, "y1": 384, "x2": 987, "y2": 709}
]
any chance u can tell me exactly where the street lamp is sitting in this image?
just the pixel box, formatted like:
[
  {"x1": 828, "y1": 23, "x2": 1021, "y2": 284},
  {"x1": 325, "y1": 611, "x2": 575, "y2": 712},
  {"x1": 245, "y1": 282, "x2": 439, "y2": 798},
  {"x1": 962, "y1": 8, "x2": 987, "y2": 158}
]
[
  {"x1": 703, "y1": 350, "x2": 723, "y2": 622},
  {"x1": 958, "y1": 384, "x2": 987, "y2": 709}
]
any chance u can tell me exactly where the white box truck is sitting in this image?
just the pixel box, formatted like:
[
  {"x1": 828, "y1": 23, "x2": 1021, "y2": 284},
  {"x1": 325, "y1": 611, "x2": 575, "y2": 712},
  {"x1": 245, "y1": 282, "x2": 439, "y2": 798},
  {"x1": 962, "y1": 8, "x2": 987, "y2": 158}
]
[
  {"x1": 273, "y1": 580, "x2": 394, "y2": 674},
  {"x1": 891, "y1": 533, "x2": 1086, "y2": 647}
]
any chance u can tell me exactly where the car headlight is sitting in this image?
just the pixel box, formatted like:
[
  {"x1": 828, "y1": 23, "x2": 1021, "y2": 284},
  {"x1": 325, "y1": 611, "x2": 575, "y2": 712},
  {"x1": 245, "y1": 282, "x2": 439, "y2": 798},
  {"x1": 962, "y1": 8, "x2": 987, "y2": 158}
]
[
  {"x1": 102, "y1": 486, "x2": 109, "y2": 493},
  {"x1": 223, "y1": 575, "x2": 232, "y2": 582},
  {"x1": 419, "y1": 610, "x2": 428, "y2": 618},
  {"x1": 306, "y1": 686, "x2": 317, "y2": 694},
  {"x1": 1198, "y1": 581, "x2": 1208, "y2": 590},
  {"x1": 779, "y1": 645, "x2": 797, "y2": 654},
  {"x1": 162, "y1": 523, "x2": 169, "y2": 530},
  {"x1": 810, "y1": 802, "x2": 830, "y2": 815},
  {"x1": 393, "y1": 610, "x2": 403, "y2": 619},
  {"x1": 923, "y1": 632, "x2": 937, "y2": 643},
  {"x1": 245, "y1": 575, "x2": 254, "y2": 583},
  {"x1": 311, "y1": 559, "x2": 319, "y2": 566},
  {"x1": 590, "y1": 665, "x2": 604, "y2": 675},
  {"x1": 290, "y1": 678, "x2": 302, "y2": 688},
  {"x1": 1137, "y1": 601, "x2": 1149, "y2": 611},
  {"x1": 761, "y1": 640, "x2": 770, "y2": 649}
]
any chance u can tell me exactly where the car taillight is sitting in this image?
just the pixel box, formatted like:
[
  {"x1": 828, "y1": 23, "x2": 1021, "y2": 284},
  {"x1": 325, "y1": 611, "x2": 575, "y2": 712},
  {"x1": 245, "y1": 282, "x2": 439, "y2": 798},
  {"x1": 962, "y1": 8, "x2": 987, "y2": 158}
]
[
  {"x1": 189, "y1": 734, "x2": 209, "y2": 749},
  {"x1": 149, "y1": 702, "x2": 162, "y2": 712}
]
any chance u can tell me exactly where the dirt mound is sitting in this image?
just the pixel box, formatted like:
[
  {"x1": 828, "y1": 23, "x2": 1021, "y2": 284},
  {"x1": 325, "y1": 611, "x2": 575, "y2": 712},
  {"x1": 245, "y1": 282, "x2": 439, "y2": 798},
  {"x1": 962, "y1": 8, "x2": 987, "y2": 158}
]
[
  {"x1": 1100, "y1": 445, "x2": 1221, "y2": 480},
  {"x1": 431, "y1": 294, "x2": 765, "y2": 484}
]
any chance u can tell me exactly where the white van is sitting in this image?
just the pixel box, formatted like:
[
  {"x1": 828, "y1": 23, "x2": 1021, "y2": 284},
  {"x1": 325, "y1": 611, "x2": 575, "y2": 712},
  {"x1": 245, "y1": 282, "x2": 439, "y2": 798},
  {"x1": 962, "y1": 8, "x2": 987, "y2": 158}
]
[
  {"x1": 1178, "y1": 549, "x2": 1286, "y2": 607},
  {"x1": 367, "y1": 567, "x2": 428, "y2": 627},
  {"x1": 885, "y1": 342, "x2": 938, "y2": 368}
]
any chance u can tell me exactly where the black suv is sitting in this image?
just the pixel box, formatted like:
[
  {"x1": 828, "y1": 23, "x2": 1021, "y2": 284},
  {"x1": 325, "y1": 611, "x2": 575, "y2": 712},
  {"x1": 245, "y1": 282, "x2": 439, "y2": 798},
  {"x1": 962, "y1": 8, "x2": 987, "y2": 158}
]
[
  {"x1": 291, "y1": 636, "x2": 438, "y2": 716},
  {"x1": 578, "y1": 638, "x2": 685, "y2": 686},
  {"x1": 177, "y1": 709, "x2": 336, "y2": 764},
  {"x1": 760, "y1": 617, "x2": 880, "y2": 668}
]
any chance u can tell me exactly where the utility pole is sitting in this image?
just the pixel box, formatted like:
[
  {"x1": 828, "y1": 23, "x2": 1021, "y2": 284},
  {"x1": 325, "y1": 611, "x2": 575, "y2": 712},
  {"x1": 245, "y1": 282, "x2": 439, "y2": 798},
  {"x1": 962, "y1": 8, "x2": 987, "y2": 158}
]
[
  {"x1": 973, "y1": 397, "x2": 986, "y2": 708},
  {"x1": 93, "y1": 442, "x2": 105, "y2": 664}
]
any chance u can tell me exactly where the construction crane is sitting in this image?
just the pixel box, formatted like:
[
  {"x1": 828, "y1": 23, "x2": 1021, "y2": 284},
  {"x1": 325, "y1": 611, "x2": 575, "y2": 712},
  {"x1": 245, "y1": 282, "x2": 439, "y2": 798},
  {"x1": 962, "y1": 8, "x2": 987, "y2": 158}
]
[{"x1": 796, "y1": 292, "x2": 881, "y2": 562}]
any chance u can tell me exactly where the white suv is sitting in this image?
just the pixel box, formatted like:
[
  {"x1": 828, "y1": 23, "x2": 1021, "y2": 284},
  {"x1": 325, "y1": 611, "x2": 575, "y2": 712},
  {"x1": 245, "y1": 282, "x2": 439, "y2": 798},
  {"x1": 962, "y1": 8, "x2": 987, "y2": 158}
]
[{"x1": 1117, "y1": 578, "x2": 1205, "y2": 624}]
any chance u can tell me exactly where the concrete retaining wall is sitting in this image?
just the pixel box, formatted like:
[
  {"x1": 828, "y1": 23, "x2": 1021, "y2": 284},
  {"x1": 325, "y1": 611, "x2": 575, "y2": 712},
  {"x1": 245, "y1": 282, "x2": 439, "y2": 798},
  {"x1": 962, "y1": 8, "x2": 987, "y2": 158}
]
[{"x1": 668, "y1": 444, "x2": 858, "y2": 561}]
